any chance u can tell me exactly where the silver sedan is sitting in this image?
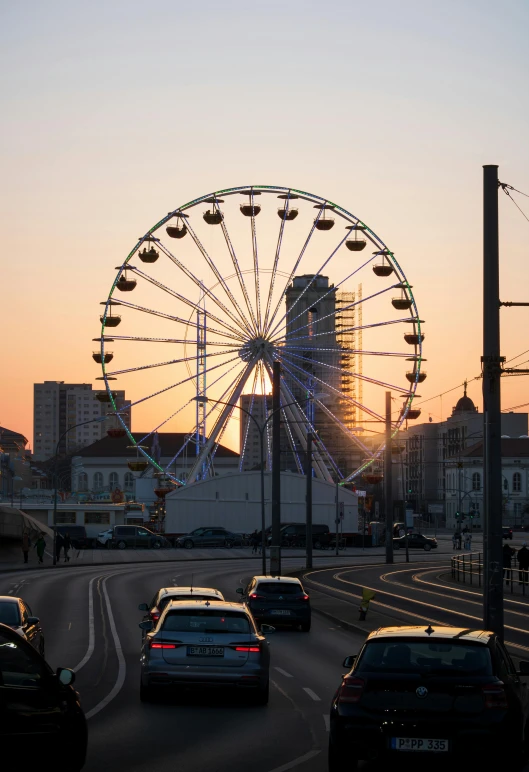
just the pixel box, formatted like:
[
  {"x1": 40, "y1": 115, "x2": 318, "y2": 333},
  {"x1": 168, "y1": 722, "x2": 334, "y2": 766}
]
[{"x1": 139, "y1": 600, "x2": 273, "y2": 704}]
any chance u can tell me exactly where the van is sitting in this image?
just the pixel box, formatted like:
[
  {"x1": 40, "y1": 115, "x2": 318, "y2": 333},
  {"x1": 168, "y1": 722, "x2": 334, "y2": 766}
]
[
  {"x1": 268, "y1": 523, "x2": 331, "y2": 549},
  {"x1": 110, "y1": 525, "x2": 170, "y2": 550},
  {"x1": 53, "y1": 525, "x2": 92, "y2": 549}
]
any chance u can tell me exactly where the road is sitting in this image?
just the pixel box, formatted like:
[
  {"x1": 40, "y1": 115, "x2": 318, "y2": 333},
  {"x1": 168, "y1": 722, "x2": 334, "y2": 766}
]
[{"x1": 2, "y1": 542, "x2": 528, "y2": 772}]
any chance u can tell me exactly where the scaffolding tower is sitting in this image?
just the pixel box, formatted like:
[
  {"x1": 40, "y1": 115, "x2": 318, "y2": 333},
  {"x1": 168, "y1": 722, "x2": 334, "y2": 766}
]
[{"x1": 335, "y1": 284, "x2": 363, "y2": 431}]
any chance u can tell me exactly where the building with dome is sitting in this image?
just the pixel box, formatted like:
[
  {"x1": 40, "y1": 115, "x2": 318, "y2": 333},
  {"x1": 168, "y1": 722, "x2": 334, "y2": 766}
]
[{"x1": 397, "y1": 383, "x2": 528, "y2": 528}]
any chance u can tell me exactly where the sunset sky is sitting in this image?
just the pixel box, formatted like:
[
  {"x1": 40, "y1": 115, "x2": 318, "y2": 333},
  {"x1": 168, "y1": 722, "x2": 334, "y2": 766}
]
[{"x1": 1, "y1": 0, "x2": 528, "y2": 454}]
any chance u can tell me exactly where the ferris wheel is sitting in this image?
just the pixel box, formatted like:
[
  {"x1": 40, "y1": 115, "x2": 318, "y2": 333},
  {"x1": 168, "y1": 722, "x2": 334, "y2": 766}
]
[{"x1": 95, "y1": 185, "x2": 425, "y2": 485}]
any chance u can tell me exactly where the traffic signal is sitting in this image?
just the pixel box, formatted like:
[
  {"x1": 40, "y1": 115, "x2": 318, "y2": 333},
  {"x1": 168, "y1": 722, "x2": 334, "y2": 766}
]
[
  {"x1": 469, "y1": 513, "x2": 474, "y2": 519},
  {"x1": 455, "y1": 511, "x2": 460, "y2": 520}
]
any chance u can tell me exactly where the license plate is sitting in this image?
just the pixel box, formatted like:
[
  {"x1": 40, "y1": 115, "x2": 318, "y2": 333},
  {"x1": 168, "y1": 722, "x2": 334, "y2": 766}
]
[
  {"x1": 271, "y1": 610, "x2": 291, "y2": 615},
  {"x1": 187, "y1": 646, "x2": 224, "y2": 656},
  {"x1": 391, "y1": 738, "x2": 448, "y2": 752}
]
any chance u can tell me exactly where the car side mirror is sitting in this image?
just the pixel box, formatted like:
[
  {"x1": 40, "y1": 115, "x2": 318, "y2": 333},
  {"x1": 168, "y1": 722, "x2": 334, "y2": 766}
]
[
  {"x1": 57, "y1": 668, "x2": 75, "y2": 686},
  {"x1": 342, "y1": 655, "x2": 357, "y2": 669},
  {"x1": 139, "y1": 620, "x2": 154, "y2": 631},
  {"x1": 236, "y1": 588, "x2": 244, "y2": 595},
  {"x1": 518, "y1": 660, "x2": 529, "y2": 675},
  {"x1": 27, "y1": 616, "x2": 40, "y2": 626},
  {"x1": 261, "y1": 624, "x2": 275, "y2": 634},
  {"x1": 138, "y1": 603, "x2": 149, "y2": 611}
]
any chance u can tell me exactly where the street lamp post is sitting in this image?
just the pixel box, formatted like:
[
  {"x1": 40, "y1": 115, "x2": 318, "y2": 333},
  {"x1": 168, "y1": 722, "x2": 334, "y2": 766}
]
[{"x1": 52, "y1": 416, "x2": 109, "y2": 566}]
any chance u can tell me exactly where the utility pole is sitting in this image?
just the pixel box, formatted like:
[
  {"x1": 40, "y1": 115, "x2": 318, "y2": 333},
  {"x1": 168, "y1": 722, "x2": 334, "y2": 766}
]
[
  {"x1": 482, "y1": 164, "x2": 504, "y2": 640},
  {"x1": 385, "y1": 391, "x2": 393, "y2": 564},
  {"x1": 271, "y1": 360, "x2": 281, "y2": 576},
  {"x1": 306, "y1": 432, "x2": 313, "y2": 570}
]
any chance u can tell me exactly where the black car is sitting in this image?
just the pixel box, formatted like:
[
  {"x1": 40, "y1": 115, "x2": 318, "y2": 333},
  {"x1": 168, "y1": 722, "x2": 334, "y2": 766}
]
[
  {"x1": 109, "y1": 525, "x2": 170, "y2": 550},
  {"x1": 237, "y1": 575, "x2": 311, "y2": 631},
  {"x1": 503, "y1": 527, "x2": 513, "y2": 540},
  {"x1": 266, "y1": 523, "x2": 331, "y2": 549},
  {"x1": 329, "y1": 625, "x2": 529, "y2": 769},
  {"x1": 0, "y1": 622, "x2": 87, "y2": 767},
  {"x1": 175, "y1": 527, "x2": 243, "y2": 549},
  {"x1": 0, "y1": 596, "x2": 45, "y2": 656},
  {"x1": 393, "y1": 533, "x2": 437, "y2": 551},
  {"x1": 53, "y1": 525, "x2": 93, "y2": 549}
]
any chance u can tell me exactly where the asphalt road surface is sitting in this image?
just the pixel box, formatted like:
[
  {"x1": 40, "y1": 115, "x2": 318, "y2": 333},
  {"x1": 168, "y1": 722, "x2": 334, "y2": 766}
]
[{"x1": 2, "y1": 547, "x2": 528, "y2": 772}]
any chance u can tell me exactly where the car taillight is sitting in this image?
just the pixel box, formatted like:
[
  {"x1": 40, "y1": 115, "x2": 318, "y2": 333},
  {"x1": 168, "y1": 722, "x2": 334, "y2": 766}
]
[
  {"x1": 234, "y1": 646, "x2": 260, "y2": 652},
  {"x1": 482, "y1": 682, "x2": 507, "y2": 709},
  {"x1": 249, "y1": 593, "x2": 265, "y2": 600},
  {"x1": 150, "y1": 610, "x2": 160, "y2": 622},
  {"x1": 336, "y1": 676, "x2": 365, "y2": 704},
  {"x1": 149, "y1": 642, "x2": 180, "y2": 649},
  {"x1": 302, "y1": 594, "x2": 310, "y2": 601}
]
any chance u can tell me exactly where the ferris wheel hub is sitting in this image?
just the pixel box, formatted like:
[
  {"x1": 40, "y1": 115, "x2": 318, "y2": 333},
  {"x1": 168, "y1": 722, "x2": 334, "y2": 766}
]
[{"x1": 239, "y1": 336, "x2": 275, "y2": 362}]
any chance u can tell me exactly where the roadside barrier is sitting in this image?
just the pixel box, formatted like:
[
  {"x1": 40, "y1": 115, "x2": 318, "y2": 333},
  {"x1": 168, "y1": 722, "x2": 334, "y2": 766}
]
[{"x1": 451, "y1": 551, "x2": 529, "y2": 595}]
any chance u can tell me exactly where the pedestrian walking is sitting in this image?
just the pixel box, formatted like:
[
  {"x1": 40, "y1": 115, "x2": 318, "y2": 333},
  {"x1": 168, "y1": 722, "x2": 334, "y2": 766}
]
[
  {"x1": 55, "y1": 531, "x2": 64, "y2": 562},
  {"x1": 250, "y1": 529, "x2": 259, "y2": 554},
  {"x1": 517, "y1": 542, "x2": 529, "y2": 586},
  {"x1": 503, "y1": 542, "x2": 515, "y2": 585},
  {"x1": 456, "y1": 531, "x2": 462, "y2": 550},
  {"x1": 21, "y1": 529, "x2": 30, "y2": 564},
  {"x1": 35, "y1": 533, "x2": 46, "y2": 564},
  {"x1": 452, "y1": 531, "x2": 458, "y2": 551},
  {"x1": 63, "y1": 531, "x2": 72, "y2": 562}
]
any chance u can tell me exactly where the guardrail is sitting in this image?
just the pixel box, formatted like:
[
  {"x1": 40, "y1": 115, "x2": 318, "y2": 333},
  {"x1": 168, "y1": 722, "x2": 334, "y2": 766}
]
[{"x1": 451, "y1": 551, "x2": 529, "y2": 595}]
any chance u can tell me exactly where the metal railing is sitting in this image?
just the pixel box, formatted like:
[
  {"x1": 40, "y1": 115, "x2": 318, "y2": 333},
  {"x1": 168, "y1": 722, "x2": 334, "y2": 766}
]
[{"x1": 451, "y1": 551, "x2": 529, "y2": 595}]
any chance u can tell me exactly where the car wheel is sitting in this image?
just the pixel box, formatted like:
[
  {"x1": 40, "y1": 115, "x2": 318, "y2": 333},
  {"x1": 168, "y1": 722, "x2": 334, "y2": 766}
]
[
  {"x1": 328, "y1": 738, "x2": 357, "y2": 772},
  {"x1": 183, "y1": 539, "x2": 194, "y2": 549},
  {"x1": 152, "y1": 540, "x2": 162, "y2": 549},
  {"x1": 300, "y1": 620, "x2": 311, "y2": 632},
  {"x1": 423, "y1": 543, "x2": 432, "y2": 551},
  {"x1": 252, "y1": 681, "x2": 269, "y2": 705},
  {"x1": 117, "y1": 540, "x2": 127, "y2": 550},
  {"x1": 225, "y1": 540, "x2": 234, "y2": 548},
  {"x1": 140, "y1": 681, "x2": 154, "y2": 702}
]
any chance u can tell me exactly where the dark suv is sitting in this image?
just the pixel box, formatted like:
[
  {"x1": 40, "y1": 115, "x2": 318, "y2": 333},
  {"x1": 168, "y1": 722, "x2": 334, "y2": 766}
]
[
  {"x1": 237, "y1": 576, "x2": 311, "y2": 631},
  {"x1": 110, "y1": 525, "x2": 169, "y2": 550},
  {"x1": 267, "y1": 523, "x2": 331, "y2": 549},
  {"x1": 329, "y1": 625, "x2": 529, "y2": 769}
]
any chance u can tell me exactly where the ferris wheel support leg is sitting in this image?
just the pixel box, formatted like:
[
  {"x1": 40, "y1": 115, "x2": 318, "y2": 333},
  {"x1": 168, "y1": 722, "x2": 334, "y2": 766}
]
[{"x1": 185, "y1": 359, "x2": 256, "y2": 485}]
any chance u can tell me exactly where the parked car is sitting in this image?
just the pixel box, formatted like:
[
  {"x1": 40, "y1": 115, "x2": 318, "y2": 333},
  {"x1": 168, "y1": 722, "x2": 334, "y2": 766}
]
[
  {"x1": 329, "y1": 624, "x2": 529, "y2": 769},
  {"x1": 139, "y1": 600, "x2": 273, "y2": 703},
  {"x1": 237, "y1": 575, "x2": 311, "y2": 631},
  {"x1": 138, "y1": 586, "x2": 225, "y2": 626},
  {"x1": 266, "y1": 523, "x2": 331, "y2": 549},
  {"x1": 503, "y1": 527, "x2": 513, "y2": 540},
  {"x1": 0, "y1": 622, "x2": 87, "y2": 764},
  {"x1": 0, "y1": 596, "x2": 45, "y2": 657},
  {"x1": 175, "y1": 527, "x2": 243, "y2": 549},
  {"x1": 96, "y1": 527, "x2": 113, "y2": 547},
  {"x1": 53, "y1": 524, "x2": 93, "y2": 549},
  {"x1": 393, "y1": 533, "x2": 437, "y2": 551},
  {"x1": 109, "y1": 525, "x2": 170, "y2": 550}
]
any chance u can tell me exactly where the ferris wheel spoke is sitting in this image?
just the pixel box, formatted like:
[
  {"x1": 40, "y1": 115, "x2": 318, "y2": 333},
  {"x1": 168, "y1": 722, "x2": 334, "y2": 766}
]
[
  {"x1": 124, "y1": 353, "x2": 242, "y2": 411},
  {"x1": 249, "y1": 191, "x2": 262, "y2": 333},
  {"x1": 99, "y1": 335, "x2": 238, "y2": 347},
  {"x1": 281, "y1": 348, "x2": 410, "y2": 395},
  {"x1": 239, "y1": 367, "x2": 260, "y2": 472},
  {"x1": 270, "y1": 283, "x2": 398, "y2": 346},
  {"x1": 216, "y1": 205, "x2": 259, "y2": 336},
  {"x1": 125, "y1": 265, "x2": 248, "y2": 340},
  {"x1": 273, "y1": 317, "x2": 415, "y2": 348},
  {"x1": 262, "y1": 192, "x2": 291, "y2": 333},
  {"x1": 105, "y1": 347, "x2": 240, "y2": 378},
  {"x1": 282, "y1": 342, "x2": 414, "y2": 359},
  {"x1": 264, "y1": 207, "x2": 325, "y2": 336},
  {"x1": 137, "y1": 359, "x2": 245, "y2": 448},
  {"x1": 184, "y1": 218, "x2": 256, "y2": 336},
  {"x1": 186, "y1": 360, "x2": 256, "y2": 484},
  {"x1": 102, "y1": 299, "x2": 244, "y2": 344},
  {"x1": 156, "y1": 239, "x2": 252, "y2": 339},
  {"x1": 267, "y1": 223, "x2": 351, "y2": 340}
]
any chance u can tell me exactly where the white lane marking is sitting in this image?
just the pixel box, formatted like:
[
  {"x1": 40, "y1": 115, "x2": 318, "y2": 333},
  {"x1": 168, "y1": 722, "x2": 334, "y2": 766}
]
[
  {"x1": 71, "y1": 576, "x2": 96, "y2": 672},
  {"x1": 274, "y1": 667, "x2": 293, "y2": 678},
  {"x1": 86, "y1": 575, "x2": 126, "y2": 720},
  {"x1": 265, "y1": 749, "x2": 320, "y2": 772},
  {"x1": 323, "y1": 714, "x2": 330, "y2": 732},
  {"x1": 303, "y1": 688, "x2": 321, "y2": 702}
]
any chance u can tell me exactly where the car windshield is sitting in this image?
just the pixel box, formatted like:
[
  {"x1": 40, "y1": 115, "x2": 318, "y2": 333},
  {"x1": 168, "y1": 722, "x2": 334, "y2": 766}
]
[
  {"x1": 0, "y1": 603, "x2": 21, "y2": 626},
  {"x1": 159, "y1": 594, "x2": 220, "y2": 611},
  {"x1": 355, "y1": 640, "x2": 492, "y2": 675},
  {"x1": 258, "y1": 583, "x2": 302, "y2": 595},
  {"x1": 162, "y1": 610, "x2": 250, "y2": 634}
]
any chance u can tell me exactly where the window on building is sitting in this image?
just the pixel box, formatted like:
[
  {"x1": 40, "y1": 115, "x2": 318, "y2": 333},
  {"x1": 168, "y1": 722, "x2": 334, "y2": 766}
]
[
  {"x1": 472, "y1": 473, "x2": 481, "y2": 492},
  {"x1": 56, "y1": 512, "x2": 76, "y2": 524},
  {"x1": 514, "y1": 503, "x2": 522, "y2": 517},
  {"x1": 124, "y1": 472, "x2": 134, "y2": 491},
  {"x1": 513, "y1": 472, "x2": 522, "y2": 493},
  {"x1": 93, "y1": 472, "x2": 104, "y2": 491},
  {"x1": 78, "y1": 473, "x2": 88, "y2": 492},
  {"x1": 109, "y1": 472, "x2": 119, "y2": 490},
  {"x1": 84, "y1": 511, "x2": 110, "y2": 525}
]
